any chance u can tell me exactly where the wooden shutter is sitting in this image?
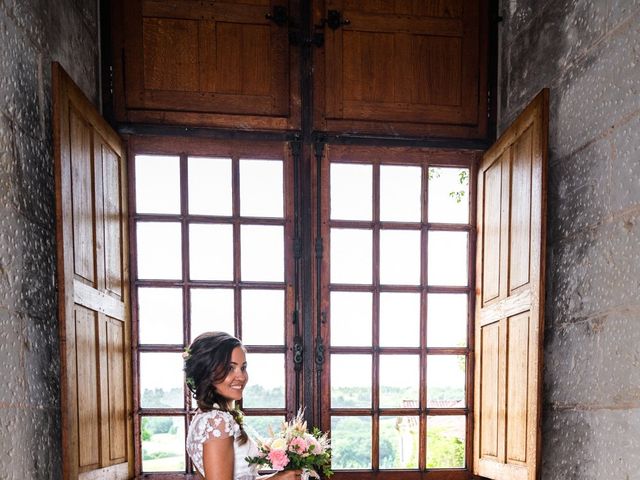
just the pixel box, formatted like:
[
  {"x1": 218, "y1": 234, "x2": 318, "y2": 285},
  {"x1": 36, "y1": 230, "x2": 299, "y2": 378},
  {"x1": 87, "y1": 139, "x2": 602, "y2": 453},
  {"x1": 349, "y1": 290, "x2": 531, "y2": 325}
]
[
  {"x1": 53, "y1": 63, "x2": 133, "y2": 480},
  {"x1": 114, "y1": 0, "x2": 298, "y2": 130},
  {"x1": 473, "y1": 90, "x2": 548, "y2": 480},
  {"x1": 317, "y1": 0, "x2": 488, "y2": 138}
]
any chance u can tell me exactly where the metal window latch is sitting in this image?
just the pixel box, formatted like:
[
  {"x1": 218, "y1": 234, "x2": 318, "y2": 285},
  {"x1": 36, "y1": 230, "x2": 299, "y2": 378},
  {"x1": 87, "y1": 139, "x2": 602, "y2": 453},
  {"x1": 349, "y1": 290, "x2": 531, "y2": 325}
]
[{"x1": 293, "y1": 335, "x2": 303, "y2": 367}]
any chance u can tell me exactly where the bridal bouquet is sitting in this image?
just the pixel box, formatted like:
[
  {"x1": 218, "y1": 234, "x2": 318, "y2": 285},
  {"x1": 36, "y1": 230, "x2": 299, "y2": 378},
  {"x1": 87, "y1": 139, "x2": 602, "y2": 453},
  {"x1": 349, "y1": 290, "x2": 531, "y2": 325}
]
[{"x1": 246, "y1": 410, "x2": 332, "y2": 478}]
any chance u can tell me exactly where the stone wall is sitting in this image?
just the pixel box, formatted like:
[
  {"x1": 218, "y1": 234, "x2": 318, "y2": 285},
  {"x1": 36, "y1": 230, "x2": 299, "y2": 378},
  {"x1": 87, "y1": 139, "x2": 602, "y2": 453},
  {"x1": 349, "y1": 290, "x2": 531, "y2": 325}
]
[
  {"x1": 0, "y1": 0, "x2": 99, "y2": 477},
  {"x1": 498, "y1": 1, "x2": 640, "y2": 478}
]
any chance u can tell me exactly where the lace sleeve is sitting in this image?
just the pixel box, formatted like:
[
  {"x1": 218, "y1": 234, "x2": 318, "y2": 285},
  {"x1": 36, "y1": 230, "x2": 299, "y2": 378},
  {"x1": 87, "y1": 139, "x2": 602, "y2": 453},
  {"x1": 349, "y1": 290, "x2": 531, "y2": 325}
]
[{"x1": 202, "y1": 410, "x2": 238, "y2": 442}]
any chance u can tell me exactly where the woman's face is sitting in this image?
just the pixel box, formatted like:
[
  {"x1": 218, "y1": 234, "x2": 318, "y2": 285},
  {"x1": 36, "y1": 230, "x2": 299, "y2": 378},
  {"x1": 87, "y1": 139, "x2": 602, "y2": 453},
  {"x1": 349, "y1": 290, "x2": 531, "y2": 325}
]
[{"x1": 213, "y1": 346, "x2": 248, "y2": 401}]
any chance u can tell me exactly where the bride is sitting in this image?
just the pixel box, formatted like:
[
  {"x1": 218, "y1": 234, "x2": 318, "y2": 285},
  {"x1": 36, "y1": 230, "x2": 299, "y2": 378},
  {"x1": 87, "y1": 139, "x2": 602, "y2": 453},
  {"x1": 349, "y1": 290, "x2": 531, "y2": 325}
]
[{"x1": 184, "y1": 331, "x2": 302, "y2": 480}]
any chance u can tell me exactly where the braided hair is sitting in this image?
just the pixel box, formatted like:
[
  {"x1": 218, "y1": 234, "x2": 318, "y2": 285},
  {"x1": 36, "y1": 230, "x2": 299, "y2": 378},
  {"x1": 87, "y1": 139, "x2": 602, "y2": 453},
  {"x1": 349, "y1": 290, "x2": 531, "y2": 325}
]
[{"x1": 184, "y1": 331, "x2": 249, "y2": 444}]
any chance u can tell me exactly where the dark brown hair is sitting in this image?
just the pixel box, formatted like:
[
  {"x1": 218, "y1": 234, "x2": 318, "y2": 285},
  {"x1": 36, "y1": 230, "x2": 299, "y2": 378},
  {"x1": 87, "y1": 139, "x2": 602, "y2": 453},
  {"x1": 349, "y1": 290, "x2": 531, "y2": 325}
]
[{"x1": 184, "y1": 331, "x2": 248, "y2": 443}]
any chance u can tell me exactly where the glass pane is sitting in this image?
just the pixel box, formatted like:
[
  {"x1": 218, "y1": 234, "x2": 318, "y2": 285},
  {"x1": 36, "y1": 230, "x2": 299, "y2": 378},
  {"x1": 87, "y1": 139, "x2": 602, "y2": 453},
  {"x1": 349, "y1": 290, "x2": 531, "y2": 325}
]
[
  {"x1": 331, "y1": 354, "x2": 371, "y2": 408},
  {"x1": 245, "y1": 415, "x2": 285, "y2": 442},
  {"x1": 141, "y1": 416, "x2": 185, "y2": 472},
  {"x1": 427, "y1": 355, "x2": 466, "y2": 408},
  {"x1": 188, "y1": 157, "x2": 232, "y2": 216},
  {"x1": 428, "y1": 231, "x2": 468, "y2": 286},
  {"x1": 427, "y1": 294, "x2": 468, "y2": 347},
  {"x1": 330, "y1": 228, "x2": 372, "y2": 284},
  {"x1": 380, "y1": 165, "x2": 422, "y2": 222},
  {"x1": 330, "y1": 291, "x2": 372, "y2": 347},
  {"x1": 380, "y1": 292, "x2": 420, "y2": 347},
  {"x1": 140, "y1": 352, "x2": 184, "y2": 408},
  {"x1": 330, "y1": 163, "x2": 372, "y2": 220},
  {"x1": 241, "y1": 289, "x2": 284, "y2": 345},
  {"x1": 240, "y1": 159, "x2": 284, "y2": 218},
  {"x1": 380, "y1": 416, "x2": 419, "y2": 469},
  {"x1": 426, "y1": 416, "x2": 466, "y2": 468},
  {"x1": 135, "y1": 155, "x2": 180, "y2": 214},
  {"x1": 380, "y1": 230, "x2": 421, "y2": 285},
  {"x1": 190, "y1": 288, "x2": 235, "y2": 341},
  {"x1": 241, "y1": 225, "x2": 284, "y2": 281},
  {"x1": 137, "y1": 222, "x2": 182, "y2": 280},
  {"x1": 138, "y1": 288, "x2": 182, "y2": 344},
  {"x1": 331, "y1": 416, "x2": 372, "y2": 469},
  {"x1": 243, "y1": 353, "x2": 285, "y2": 408},
  {"x1": 189, "y1": 223, "x2": 233, "y2": 281},
  {"x1": 428, "y1": 167, "x2": 469, "y2": 224},
  {"x1": 380, "y1": 355, "x2": 419, "y2": 408}
]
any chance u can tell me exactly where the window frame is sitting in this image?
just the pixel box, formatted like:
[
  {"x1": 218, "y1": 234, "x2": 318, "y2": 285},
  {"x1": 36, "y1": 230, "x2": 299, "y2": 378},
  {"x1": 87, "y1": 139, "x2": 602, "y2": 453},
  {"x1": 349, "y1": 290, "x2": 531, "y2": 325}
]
[
  {"x1": 317, "y1": 144, "x2": 479, "y2": 479},
  {"x1": 128, "y1": 136, "x2": 298, "y2": 478},
  {"x1": 127, "y1": 137, "x2": 481, "y2": 479}
]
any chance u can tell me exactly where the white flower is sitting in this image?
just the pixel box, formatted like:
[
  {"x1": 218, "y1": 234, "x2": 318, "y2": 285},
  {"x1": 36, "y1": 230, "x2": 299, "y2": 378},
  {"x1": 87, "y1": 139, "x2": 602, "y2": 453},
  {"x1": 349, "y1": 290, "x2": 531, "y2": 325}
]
[{"x1": 271, "y1": 437, "x2": 287, "y2": 451}]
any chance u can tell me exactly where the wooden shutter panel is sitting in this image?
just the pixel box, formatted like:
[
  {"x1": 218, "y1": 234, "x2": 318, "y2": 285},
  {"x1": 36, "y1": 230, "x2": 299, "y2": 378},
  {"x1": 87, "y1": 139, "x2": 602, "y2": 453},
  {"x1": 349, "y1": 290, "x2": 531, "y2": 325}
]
[
  {"x1": 474, "y1": 90, "x2": 548, "y2": 480},
  {"x1": 53, "y1": 63, "x2": 133, "y2": 480}
]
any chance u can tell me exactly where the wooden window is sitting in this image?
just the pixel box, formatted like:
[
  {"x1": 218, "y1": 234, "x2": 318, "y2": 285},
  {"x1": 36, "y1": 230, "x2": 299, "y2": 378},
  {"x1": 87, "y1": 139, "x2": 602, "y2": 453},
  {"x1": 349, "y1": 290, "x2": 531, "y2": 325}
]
[
  {"x1": 319, "y1": 145, "x2": 478, "y2": 479},
  {"x1": 120, "y1": 94, "x2": 546, "y2": 480},
  {"x1": 129, "y1": 137, "x2": 295, "y2": 476}
]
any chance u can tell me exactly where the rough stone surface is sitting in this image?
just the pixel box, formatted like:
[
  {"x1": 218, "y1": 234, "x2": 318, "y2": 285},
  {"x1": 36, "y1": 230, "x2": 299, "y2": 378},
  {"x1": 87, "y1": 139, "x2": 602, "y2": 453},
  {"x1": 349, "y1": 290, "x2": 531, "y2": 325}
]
[
  {"x1": 0, "y1": 0, "x2": 99, "y2": 478},
  {"x1": 500, "y1": 1, "x2": 640, "y2": 478},
  {"x1": 541, "y1": 408, "x2": 640, "y2": 480}
]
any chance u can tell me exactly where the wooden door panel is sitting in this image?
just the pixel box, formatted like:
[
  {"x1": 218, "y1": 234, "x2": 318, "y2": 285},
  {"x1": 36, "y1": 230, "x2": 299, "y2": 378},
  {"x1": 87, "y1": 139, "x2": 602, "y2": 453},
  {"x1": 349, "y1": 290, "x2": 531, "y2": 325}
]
[
  {"x1": 506, "y1": 311, "x2": 530, "y2": 463},
  {"x1": 474, "y1": 90, "x2": 547, "y2": 480},
  {"x1": 54, "y1": 63, "x2": 133, "y2": 480},
  {"x1": 142, "y1": 17, "x2": 200, "y2": 92},
  {"x1": 107, "y1": 317, "x2": 128, "y2": 463},
  {"x1": 481, "y1": 159, "x2": 503, "y2": 305},
  {"x1": 509, "y1": 125, "x2": 534, "y2": 293},
  {"x1": 69, "y1": 108, "x2": 95, "y2": 285},
  {"x1": 115, "y1": 0, "x2": 298, "y2": 129},
  {"x1": 318, "y1": 0, "x2": 487, "y2": 138},
  {"x1": 100, "y1": 142, "x2": 124, "y2": 299},
  {"x1": 479, "y1": 321, "x2": 500, "y2": 459},
  {"x1": 75, "y1": 305, "x2": 100, "y2": 470}
]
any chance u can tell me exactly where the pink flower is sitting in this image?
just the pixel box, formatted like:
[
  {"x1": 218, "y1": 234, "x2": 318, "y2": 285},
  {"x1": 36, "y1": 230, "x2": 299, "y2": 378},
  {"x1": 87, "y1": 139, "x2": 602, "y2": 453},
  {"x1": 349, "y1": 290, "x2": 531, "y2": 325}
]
[
  {"x1": 305, "y1": 435, "x2": 323, "y2": 455},
  {"x1": 288, "y1": 436, "x2": 309, "y2": 454},
  {"x1": 268, "y1": 449, "x2": 290, "y2": 470}
]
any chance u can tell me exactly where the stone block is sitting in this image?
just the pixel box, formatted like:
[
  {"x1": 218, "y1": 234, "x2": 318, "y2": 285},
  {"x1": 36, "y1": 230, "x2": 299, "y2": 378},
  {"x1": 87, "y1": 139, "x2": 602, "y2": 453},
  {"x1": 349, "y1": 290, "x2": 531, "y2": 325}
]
[
  {"x1": 606, "y1": 0, "x2": 640, "y2": 31},
  {"x1": 541, "y1": 408, "x2": 640, "y2": 480},
  {"x1": 500, "y1": 0, "x2": 551, "y2": 36},
  {"x1": 610, "y1": 112, "x2": 640, "y2": 214},
  {"x1": 0, "y1": 12, "x2": 42, "y2": 133},
  {"x1": 1, "y1": 0, "x2": 51, "y2": 51},
  {"x1": 504, "y1": 0, "x2": 610, "y2": 124},
  {"x1": 24, "y1": 313, "x2": 60, "y2": 409},
  {"x1": 0, "y1": 207, "x2": 57, "y2": 320},
  {"x1": 544, "y1": 309, "x2": 640, "y2": 407},
  {"x1": 550, "y1": 211, "x2": 640, "y2": 322},
  {"x1": 550, "y1": 8, "x2": 640, "y2": 159},
  {"x1": 0, "y1": 308, "x2": 26, "y2": 406},
  {"x1": 547, "y1": 135, "x2": 612, "y2": 242},
  {"x1": 47, "y1": 0, "x2": 99, "y2": 107},
  {"x1": 13, "y1": 125, "x2": 55, "y2": 228},
  {"x1": 0, "y1": 406, "x2": 62, "y2": 479}
]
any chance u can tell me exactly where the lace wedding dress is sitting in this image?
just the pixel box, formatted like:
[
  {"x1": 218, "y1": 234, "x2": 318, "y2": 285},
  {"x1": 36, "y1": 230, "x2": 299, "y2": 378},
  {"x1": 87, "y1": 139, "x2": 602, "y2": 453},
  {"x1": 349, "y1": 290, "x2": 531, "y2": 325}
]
[{"x1": 186, "y1": 409, "x2": 260, "y2": 480}]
